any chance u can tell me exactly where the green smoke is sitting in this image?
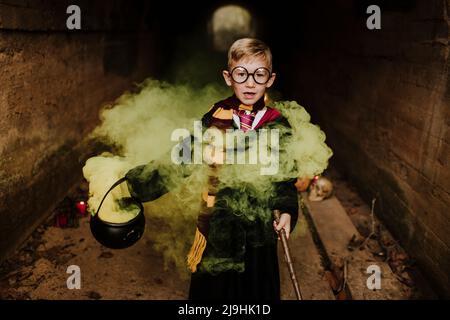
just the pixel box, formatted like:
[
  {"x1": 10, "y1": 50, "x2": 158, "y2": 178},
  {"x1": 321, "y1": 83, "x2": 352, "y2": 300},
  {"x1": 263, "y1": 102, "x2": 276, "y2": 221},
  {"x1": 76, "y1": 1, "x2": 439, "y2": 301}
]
[{"x1": 82, "y1": 78, "x2": 332, "y2": 278}]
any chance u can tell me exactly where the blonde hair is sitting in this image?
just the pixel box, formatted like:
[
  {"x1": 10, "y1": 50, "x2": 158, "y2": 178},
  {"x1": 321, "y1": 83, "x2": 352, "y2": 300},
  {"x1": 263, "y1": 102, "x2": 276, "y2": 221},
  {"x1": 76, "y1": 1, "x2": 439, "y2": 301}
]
[{"x1": 227, "y1": 38, "x2": 272, "y2": 70}]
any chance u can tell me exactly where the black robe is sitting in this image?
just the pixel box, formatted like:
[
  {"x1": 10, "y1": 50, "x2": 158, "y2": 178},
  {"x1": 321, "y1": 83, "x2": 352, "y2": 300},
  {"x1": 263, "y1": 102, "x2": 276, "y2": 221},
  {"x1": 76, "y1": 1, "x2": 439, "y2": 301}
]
[{"x1": 188, "y1": 106, "x2": 299, "y2": 300}]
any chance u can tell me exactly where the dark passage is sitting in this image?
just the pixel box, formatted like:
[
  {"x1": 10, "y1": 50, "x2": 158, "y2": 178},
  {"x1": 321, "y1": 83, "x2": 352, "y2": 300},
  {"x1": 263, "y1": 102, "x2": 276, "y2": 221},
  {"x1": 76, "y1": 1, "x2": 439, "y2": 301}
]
[{"x1": 0, "y1": 0, "x2": 448, "y2": 299}]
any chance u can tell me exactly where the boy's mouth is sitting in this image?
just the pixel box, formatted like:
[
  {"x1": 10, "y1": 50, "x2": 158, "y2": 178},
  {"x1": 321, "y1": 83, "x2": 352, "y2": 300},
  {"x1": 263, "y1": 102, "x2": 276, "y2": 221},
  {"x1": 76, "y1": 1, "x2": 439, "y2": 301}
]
[{"x1": 242, "y1": 92, "x2": 256, "y2": 99}]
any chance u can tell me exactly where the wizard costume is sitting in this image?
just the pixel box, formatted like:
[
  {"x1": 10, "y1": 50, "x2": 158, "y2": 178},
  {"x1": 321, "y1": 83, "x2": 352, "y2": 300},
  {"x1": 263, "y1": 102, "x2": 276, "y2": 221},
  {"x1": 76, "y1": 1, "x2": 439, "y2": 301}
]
[
  {"x1": 187, "y1": 95, "x2": 299, "y2": 300},
  {"x1": 124, "y1": 94, "x2": 299, "y2": 300}
]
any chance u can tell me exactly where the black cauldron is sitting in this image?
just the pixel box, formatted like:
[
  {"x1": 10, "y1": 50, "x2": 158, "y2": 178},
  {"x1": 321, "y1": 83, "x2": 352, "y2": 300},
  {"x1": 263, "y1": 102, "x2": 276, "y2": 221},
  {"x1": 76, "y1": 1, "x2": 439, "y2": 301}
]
[{"x1": 90, "y1": 177, "x2": 145, "y2": 249}]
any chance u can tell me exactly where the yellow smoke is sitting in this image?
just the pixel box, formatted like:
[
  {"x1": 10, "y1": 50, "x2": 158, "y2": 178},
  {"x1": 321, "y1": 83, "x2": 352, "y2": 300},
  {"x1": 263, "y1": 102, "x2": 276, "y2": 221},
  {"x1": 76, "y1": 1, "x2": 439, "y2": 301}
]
[
  {"x1": 82, "y1": 78, "x2": 332, "y2": 278},
  {"x1": 82, "y1": 79, "x2": 227, "y2": 277}
]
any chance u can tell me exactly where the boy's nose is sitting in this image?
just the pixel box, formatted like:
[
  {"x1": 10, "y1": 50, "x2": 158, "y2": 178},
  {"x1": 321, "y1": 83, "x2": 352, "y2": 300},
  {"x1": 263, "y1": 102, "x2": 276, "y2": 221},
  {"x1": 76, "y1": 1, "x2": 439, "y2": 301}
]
[{"x1": 245, "y1": 76, "x2": 256, "y2": 87}]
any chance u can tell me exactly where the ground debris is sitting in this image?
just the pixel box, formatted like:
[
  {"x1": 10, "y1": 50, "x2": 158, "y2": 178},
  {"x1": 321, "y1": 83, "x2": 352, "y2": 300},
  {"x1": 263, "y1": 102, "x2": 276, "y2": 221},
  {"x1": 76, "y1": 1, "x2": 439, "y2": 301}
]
[
  {"x1": 329, "y1": 168, "x2": 437, "y2": 298},
  {"x1": 87, "y1": 291, "x2": 102, "y2": 300},
  {"x1": 99, "y1": 252, "x2": 114, "y2": 259}
]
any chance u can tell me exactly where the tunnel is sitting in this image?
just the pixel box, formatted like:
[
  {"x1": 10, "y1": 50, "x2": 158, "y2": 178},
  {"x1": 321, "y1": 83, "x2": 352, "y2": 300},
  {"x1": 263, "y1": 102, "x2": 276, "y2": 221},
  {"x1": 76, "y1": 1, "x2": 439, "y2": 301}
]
[{"x1": 0, "y1": 0, "x2": 449, "y2": 301}]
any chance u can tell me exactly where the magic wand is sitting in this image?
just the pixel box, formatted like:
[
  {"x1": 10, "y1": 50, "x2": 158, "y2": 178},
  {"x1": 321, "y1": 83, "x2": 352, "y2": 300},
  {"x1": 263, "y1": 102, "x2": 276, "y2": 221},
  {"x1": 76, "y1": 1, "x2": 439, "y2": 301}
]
[{"x1": 273, "y1": 209, "x2": 303, "y2": 300}]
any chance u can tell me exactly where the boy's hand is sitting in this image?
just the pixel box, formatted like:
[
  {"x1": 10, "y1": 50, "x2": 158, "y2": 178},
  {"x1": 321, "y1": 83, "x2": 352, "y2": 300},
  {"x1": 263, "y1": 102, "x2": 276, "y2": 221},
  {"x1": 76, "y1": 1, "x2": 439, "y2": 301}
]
[{"x1": 273, "y1": 213, "x2": 291, "y2": 240}]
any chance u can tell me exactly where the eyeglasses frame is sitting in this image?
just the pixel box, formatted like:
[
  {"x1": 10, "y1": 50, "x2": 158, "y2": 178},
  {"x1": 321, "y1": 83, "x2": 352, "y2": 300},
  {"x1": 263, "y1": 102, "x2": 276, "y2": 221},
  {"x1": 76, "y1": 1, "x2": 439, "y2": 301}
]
[{"x1": 229, "y1": 66, "x2": 273, "y2": 85}]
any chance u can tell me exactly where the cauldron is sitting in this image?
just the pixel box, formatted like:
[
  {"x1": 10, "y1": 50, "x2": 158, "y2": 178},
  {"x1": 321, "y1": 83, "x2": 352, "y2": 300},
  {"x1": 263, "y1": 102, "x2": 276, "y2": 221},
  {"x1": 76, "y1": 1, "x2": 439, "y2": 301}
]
[{"x1": 90, "y1": 177, "x2": 145, "y2": 249}]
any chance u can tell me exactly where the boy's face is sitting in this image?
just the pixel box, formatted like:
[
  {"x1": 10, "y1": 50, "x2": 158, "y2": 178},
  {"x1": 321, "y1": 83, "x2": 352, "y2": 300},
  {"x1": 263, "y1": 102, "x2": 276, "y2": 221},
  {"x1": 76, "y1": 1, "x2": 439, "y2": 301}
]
[{"x1": 222, "y1": 56, "x2": 276, "y2": 106}]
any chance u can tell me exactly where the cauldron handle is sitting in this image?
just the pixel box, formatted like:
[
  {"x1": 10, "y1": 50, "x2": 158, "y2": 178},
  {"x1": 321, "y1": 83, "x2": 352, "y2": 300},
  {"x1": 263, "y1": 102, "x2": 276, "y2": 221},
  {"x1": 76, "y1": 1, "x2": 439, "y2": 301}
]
[{"x1": 94, "y1": 177, "x2": 128, "y2": 218}]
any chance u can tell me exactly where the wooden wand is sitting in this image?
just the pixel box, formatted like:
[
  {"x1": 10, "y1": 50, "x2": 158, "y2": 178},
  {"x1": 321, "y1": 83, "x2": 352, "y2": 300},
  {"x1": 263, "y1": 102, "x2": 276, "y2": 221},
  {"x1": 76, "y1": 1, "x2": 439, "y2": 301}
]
[{"x1": 273, "y1": 209, "x2": 303, "y2": 300}]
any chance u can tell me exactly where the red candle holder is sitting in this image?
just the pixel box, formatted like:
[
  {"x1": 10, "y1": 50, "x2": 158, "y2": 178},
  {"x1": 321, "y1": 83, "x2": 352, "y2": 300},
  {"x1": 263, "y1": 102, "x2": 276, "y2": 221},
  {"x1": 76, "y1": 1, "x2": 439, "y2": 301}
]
[
  {"x1": 75, "y1": 200, "x2": 88, "y2": 216},
  {"x1": 55, "y1": 212, "x2": 69, "y2": 228}
]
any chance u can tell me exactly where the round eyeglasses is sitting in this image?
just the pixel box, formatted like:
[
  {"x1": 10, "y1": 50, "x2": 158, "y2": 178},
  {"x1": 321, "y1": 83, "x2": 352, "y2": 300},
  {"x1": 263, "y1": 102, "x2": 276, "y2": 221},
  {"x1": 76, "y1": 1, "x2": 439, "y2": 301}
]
[{"x1": 230, "y1": 66, "x2": 272, "y2": 85}]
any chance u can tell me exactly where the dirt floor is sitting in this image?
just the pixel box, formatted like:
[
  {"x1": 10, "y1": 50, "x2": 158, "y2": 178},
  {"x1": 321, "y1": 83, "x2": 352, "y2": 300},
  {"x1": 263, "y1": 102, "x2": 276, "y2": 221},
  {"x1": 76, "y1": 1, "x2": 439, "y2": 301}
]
[
  {"x1": 0, "y1": 216, "x2": 190, "y2": 300},
  {"x1": 0, "y1": 181, "x2": 190, "y2": 300},
  {"x1": 0, "y1": 168, "x2": 438, "y2": 300}
]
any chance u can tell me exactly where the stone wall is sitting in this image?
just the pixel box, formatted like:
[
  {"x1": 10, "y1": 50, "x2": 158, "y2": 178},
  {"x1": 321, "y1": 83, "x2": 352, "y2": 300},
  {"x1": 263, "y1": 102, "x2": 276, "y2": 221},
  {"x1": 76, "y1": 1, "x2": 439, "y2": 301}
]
[
  {"x1": 279, "y1": 0, "x2": 449, "y2": 297},
  {"x1": 0, "y1": 0, "x2": 158, "y2": 261}
]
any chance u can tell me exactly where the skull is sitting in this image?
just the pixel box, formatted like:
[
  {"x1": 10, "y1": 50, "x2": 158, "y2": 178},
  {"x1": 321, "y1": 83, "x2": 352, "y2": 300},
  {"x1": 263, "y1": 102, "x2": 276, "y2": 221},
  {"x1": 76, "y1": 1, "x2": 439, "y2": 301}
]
[{"x1": 308, "y1": 176, "x2": 333, "y2": 201}]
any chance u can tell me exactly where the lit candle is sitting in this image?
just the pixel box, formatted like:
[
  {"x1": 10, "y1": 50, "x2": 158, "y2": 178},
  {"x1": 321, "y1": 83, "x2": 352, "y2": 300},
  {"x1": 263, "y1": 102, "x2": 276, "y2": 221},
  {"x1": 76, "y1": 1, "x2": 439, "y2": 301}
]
[{"x1": 76, "y1": 200, "x2": 87, "y2": 216}]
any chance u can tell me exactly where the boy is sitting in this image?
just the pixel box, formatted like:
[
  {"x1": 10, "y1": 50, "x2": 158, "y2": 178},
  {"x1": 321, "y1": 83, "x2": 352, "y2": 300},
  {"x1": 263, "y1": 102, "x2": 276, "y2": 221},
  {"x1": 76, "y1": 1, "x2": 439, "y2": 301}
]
[
  {"x1": 187, "y1": 38, "x2": 299, "y2": 300},
  {"x1": 123, "y1": 38, "x2": 300, "y2": 300}
]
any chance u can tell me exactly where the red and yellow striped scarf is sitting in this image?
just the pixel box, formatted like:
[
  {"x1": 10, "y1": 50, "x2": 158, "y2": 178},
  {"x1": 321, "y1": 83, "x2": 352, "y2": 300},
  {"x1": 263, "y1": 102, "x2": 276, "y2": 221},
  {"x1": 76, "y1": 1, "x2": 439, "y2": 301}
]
[{"x1": 187, "y1": 95, "x2": 282, "y2": 273}]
